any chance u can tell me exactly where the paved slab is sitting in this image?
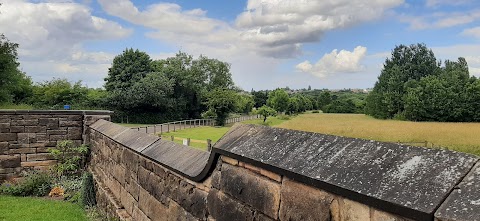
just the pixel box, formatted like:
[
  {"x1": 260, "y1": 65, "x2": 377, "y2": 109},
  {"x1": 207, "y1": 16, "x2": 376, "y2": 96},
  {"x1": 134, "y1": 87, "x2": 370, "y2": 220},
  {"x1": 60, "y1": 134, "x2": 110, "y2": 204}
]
[
  {"x1": 214, "y1": 124, "x2": 479, "y2": 220},
  {"x1": 435, "y1": 162, "x2": 480, "y2": 221}
]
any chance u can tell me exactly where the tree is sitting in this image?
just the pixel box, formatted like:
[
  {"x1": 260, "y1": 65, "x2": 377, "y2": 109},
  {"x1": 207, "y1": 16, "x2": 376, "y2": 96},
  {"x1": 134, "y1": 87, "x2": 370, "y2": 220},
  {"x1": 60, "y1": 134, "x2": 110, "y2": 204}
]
[
  {"x1": 104, "y1": 48, "x2": 152, "y2": 91},
  {"x1": 31, "y1": 78, "x2": 88, "y2": 109},
  {"x1": 317, "y1": 91, "x2": 332, "y2": 110},
  {"x1": 257, "y1": 105, "x2": 276, "y2": 122},
  {"x1": 252, "y1": 90, "x2": 268, "y2": 108},
  {"x1": 366, "y1": 43, "x2": 440, "y2": 119},
  {"x1": 287, "y1": 97, "x2": 300, "y2": 115},
  {"x1": 0, "y1": 34, "x2": 32, "y2": 103},
  {"x1": 267, "y1": 89, "x2": 289, "y2": 113},
  {"x1": 205, "y1": 89, "x2": 238, "y2": 126},
  {"x1": 236, "y1": 94, "x2": 255, "y2": 114}
]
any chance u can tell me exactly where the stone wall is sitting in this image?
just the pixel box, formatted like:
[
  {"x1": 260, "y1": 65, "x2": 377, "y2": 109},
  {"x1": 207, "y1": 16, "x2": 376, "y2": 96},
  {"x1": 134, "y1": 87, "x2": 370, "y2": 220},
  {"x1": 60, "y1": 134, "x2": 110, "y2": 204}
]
[
  {"x1": 0, "y1": 110, "x2": 112, "y2": 181},
  {"x1": 88, "y1": 120, "x2": 480, "y2": 221}
]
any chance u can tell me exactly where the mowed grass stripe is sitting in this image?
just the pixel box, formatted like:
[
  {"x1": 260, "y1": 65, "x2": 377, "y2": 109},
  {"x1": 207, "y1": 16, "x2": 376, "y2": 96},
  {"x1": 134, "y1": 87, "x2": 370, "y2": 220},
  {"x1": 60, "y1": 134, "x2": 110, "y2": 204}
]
[
  {"x1": 0, "y1": 196, "x2": 87, "y2": 221},
  {"x1": 277, "y1": 113, "x2": 480, "y2": 155}
]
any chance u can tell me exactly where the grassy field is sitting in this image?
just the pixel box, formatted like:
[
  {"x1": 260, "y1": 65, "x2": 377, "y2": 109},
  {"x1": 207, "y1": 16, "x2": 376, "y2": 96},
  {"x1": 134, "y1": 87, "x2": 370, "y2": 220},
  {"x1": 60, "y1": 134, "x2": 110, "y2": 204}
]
[
  {"x1": 277, "y1": 113, "x2": 480, "y2": 155},
  {"x1": 0, "y1": 195, "x2": 87, "y2": 221},
  {"x1": 120, "y1": 114, "x2": 480, "y2": 155}
]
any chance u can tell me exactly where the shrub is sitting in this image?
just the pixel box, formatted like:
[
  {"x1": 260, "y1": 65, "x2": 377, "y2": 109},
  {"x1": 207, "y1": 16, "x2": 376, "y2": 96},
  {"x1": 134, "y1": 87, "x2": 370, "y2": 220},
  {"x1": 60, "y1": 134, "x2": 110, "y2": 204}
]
[
  {"x1": 312, "y1": 110, "x2": 320, "y2": 113},
  {"x1": 49, "y1": 140, "x2": 89, "y2": 177},
  {"x1": 0, "y1": 170, "x2": 52, "y2": 197},
  {"x1": 81, "y1": 172, "x2": 96, "y2": 207}
]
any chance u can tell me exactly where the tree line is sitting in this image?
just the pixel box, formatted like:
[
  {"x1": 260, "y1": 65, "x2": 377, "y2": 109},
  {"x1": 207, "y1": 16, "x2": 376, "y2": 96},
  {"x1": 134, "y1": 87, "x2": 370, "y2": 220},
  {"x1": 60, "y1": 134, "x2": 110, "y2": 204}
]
[
  {"x1": 365, "y1": 43, "x2": 480, "y2": 122},
  {"x1": 3, "y1": 33, "x2": 477, "y2": 123}
]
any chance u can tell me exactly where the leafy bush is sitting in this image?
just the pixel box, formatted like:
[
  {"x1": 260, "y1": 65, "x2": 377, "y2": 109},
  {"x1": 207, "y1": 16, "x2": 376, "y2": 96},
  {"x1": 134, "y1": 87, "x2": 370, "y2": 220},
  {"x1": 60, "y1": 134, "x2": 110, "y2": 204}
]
[
  {"x1": 312, "y1": 110, "x2": 320, "y2": 113},
  {"x1": 49, "y1": 140, "x2": 89, "y2": 177},
  {"x1": 0, "y1": 170, "x2": 52, "y2": 197},
  {"x1": 53, "y1": 175, "x2": 83, "y2": 202},
  {"x1": 81, "y1": 172, "x2": 96, "y2": 207}
]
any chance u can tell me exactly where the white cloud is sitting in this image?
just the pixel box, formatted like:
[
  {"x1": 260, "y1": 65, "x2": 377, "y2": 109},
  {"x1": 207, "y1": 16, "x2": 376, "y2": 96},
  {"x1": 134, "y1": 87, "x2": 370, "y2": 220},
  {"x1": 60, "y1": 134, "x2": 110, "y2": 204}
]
[
  {"x1": 0, "y1": 0, "x2": 131, "y2": 87},
  {"x1": 98, "y1": 0, "x2": 402, "y2": 59},
  {"x1": 235, "y1": 0, "x2": 403, "y2": 57},
  {"x1": 399, "y1": 10, "x2": 480, "y2": 30},
  {"x1": 425, "y1": 0, "x2": 472, "y2": 7},
  {"x1": 295, "y1": 46, "x2": 367, "y2": 78},
  {"x1": 461, "y1": 27, "x2": 480, "y2": 38}
]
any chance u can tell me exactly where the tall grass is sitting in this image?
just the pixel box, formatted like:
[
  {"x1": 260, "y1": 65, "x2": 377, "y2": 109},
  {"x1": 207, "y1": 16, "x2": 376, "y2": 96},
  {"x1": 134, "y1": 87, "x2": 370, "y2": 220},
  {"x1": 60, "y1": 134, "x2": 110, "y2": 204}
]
[{"x1": 277, "y1": 113, "x2": 480, "y2": 155}]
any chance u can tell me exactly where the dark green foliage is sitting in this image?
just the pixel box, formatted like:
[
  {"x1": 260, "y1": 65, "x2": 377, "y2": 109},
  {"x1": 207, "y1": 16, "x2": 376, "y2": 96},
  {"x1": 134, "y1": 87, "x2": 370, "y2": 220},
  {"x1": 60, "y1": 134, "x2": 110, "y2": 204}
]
[
  {"x1": 104, "y1": 48, "x2": 152, "y2": 91},
  {"x1": 323, "y1": 99, "x2": 356, "y2": 113},
  {"x1": 366, "y1": 43, "x2": 439, "y2": 119},
  {"x1": 0, "y1": 34, "x2": 33, "y2": 104},
  {"x1": 204, "y1": 89, "x2": 238, "y2": 126},
  {"x1": 0, "y1": 171, "x2": 52, "y2": 197},
  {"x1": 317, "y1": 91, "x2": 332, "y2": 110},
  {"x1": 236, "y1": 94, "x2": 255, "y2": 114},
  {"x1": 81, "y1": 172, "x2": 96, "y2": 207},
  {"x1": 252, "y1": 90, "x2": 269, "y2": 108},
  {"x1": 267, "y1": 89, "x2": 289, "y2": 112},
  {"x1": 257, "y1": 105, "x2": 276, "y2": 122},
  {"x1": 49, "y1": 140, "x2": 89, "y2": 177},
  {"x1": 31, "y1": 78, "x2": 90, "y2": 109},
  {"x1": 367, "y1": 43, "x2": 480, "y2": 122},
  {"x1": 105, "y1": 51, "x2": 235, "y2": 123}
]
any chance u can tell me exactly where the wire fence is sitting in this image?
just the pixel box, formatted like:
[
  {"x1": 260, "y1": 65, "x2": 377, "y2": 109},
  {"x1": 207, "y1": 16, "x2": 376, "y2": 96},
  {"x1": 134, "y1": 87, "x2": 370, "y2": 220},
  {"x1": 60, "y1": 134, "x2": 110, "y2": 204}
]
[{"x1": 132, "y1": 114, "x2": 260, "y2": 135}]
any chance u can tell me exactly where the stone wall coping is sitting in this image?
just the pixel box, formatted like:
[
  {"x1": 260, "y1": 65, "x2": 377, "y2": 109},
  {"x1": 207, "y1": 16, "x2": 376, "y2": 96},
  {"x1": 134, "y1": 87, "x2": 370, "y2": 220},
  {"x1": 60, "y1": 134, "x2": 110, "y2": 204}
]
[
  {"x1": 0, "y1": 110, "x2": 113, "y2": 115},
  {"x1": 88, "y1": 120, "x2": 480, "y2": 221}
]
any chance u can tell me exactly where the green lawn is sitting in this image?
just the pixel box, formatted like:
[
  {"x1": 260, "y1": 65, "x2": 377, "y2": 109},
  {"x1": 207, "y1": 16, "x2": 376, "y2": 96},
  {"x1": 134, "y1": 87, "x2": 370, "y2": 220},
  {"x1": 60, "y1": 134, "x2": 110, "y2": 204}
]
[
  {"x1": 0, "y1": 195, "x2": 87, "y2": 221},
  {"x1": 158, "y1": 116, "x2": 293, "y2": 150},
  {"x1": 240, "y1": 115, "x2": 292, "y2": 127}
]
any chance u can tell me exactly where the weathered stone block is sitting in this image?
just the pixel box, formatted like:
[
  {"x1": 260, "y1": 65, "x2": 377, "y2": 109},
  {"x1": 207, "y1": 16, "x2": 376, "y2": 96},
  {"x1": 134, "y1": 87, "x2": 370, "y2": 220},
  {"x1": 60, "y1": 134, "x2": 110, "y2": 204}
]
[
  {"x1": 10, "y1": 126, "x2": 24, "y2": 133},
  {"x1": 17, "y1": 133, "x2": 36, "y2": 144},
  {"x1": 371, "y1": 209, "x2": 412, "y2": 221},
  {"x1": 21, "y1": 160, "x2": 56, "y2": 167},
  {"x1": 47, "y1": 130, "x2": 67, "y2": 135},
  {"x1": 222, "y1": 156, "x2": 238, "y2": 166},
  {"x1": 25, "y1": 126, "x2": 46, "y2": 133},
  {"x1": 0, "y1": 133, "x2": 17, "y2": 142},
  {"x1": 121, "y1": 187, "x2": 137, "y2": 215},
  {"x1": 9, "y1": 148, "x2": 36, "y2": 154},
  {"x1": 60, "y1": 120, "x2": 82, "y2": 127},
  {"x1": 341, "y1": 198, "x2": 371, "y2": 221},
  {"x1": 132, "y1": 206, "x2": 150, "y2": 221},
  {"x1": 0, "y1": 142, "x2": 8, "y2": 153},
  {"x1": 12, "y1": 119, "x2": 38, "y2": 126},
  {"x1": 260, "y1": 168, "x2": 282, "y2": 182},
  {"x1": 0, "y1": 123, "x2": 9, "y2": 129},
  {"x1": 67, "y1": 127, "x2": 83, "y2": 140},
  {"x1": 207, "y1": 189, "x2": 254, "y2": 221},
  {"x1": 279, "y1": 178, "x2": 334, "y2": 221},
  {"x1": 49, "y1": 135, "x2": 66, "y2": 141},
  {"x1": 27, "y1": 153, "x2": 55, "y2": 161},
  {"x1": 138, "y1": 187, "x2": 170, "y2": 221},
  {"x1": 0, "y1": 155, "x2": 21, "y2": 168},
  {"x1": 220, "y1": 163, "x2": 281, "y2": 219},
  {"x1": 36, "y1": 133, "x2": 48, "y2": 141}
]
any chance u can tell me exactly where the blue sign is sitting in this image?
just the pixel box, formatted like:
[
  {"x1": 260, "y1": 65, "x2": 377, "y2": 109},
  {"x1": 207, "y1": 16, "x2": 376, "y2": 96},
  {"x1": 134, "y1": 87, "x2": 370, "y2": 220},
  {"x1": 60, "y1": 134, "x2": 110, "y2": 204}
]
[{"x1": 64, "y1": 105, "x2": 71, "y2": 110}]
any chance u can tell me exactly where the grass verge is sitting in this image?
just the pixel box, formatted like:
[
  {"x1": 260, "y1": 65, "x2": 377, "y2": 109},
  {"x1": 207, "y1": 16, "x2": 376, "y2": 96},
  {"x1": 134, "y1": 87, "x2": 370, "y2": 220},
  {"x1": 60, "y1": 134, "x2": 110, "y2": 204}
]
[{"x1": 0, "y1": 195, "x2": 87, "y2": 221}]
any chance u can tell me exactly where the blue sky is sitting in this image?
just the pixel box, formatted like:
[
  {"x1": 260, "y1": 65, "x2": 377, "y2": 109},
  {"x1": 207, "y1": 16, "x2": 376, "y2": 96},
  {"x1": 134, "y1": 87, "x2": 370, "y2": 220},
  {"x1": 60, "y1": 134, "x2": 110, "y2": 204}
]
[{"x1": 2, "y1": 0, "x2": 480, "y2": 90}]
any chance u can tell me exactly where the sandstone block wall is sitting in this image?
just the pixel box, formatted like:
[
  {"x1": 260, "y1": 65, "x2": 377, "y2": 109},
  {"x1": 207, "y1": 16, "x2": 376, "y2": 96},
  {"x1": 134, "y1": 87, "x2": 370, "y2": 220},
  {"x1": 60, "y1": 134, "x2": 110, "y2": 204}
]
[
  {"x1": 88, "y1": 121, "x2": 480, "y2": 221},
  {"x1": 89, "y1": 127, "x2": 411, "y2": 221},
  {"x1": 0, "y1": 110, "x2": 112, "y2": 181}
]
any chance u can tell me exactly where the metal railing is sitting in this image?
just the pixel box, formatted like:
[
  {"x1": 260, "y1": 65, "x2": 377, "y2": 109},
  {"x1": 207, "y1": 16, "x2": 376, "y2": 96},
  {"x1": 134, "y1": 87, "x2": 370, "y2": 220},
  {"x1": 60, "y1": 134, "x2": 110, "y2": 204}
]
[{"x1": 132, "y1": 114, "x2": 261, "y2": 135}]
